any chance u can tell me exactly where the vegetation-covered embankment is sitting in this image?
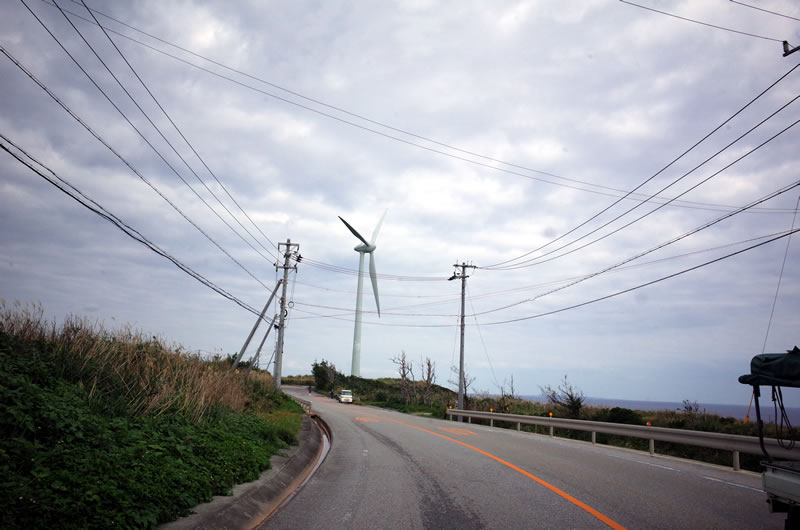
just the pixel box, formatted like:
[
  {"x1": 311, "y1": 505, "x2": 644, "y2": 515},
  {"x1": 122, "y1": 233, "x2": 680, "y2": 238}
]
[{"x1": 0, "y1": 302, "x2": 303, "y2": 529}]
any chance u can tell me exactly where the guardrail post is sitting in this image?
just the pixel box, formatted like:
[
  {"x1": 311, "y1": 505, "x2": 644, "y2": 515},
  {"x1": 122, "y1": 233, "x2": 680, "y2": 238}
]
[
  {"x1": 649, "y1": 439, "x2": 655, "y2": 455},
  {"x1": 468, "y1": 416, "x2": 472, "y2": 424},
  {"x1": 517, "y1": 422, "x2": 521, "y2": 431},
  {"x1": 490, "y1": 417, "x2": 494, "y2": 428},
  {"x1": 733, "y1": 451, "x2": 740, "y2": 471},
  {"x1": 592, "y1": 431, "x2": 596, "y2": 444},
  {"x1": 550, "y1": 425, "x2": 554, "y2": 437}
]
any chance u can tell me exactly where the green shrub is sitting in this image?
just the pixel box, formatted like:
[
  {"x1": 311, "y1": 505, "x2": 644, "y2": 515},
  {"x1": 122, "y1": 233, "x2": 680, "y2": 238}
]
[{"x1": 0, "y1": 304, "x2": 303, "y2": 529}]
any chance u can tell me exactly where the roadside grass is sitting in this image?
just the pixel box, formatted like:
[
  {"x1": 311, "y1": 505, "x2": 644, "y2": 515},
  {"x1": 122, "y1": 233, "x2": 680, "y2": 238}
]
[
  {"x1": 0, "y1": 302, "x2": 303, "y2": 529},
  {"x1": 281, "y1": 374, "x2": 315, "y2": 386}
]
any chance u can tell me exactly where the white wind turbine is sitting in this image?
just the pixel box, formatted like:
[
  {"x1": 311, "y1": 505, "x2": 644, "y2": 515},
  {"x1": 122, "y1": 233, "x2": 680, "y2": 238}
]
[{"x1": 339, "y1": 209, "x2": 387, "y2": 377}]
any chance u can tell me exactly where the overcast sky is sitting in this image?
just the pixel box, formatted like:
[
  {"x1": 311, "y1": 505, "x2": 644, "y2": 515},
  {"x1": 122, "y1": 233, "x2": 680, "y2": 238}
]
[{"x1": 2, "y1": 0, "x2": 799, "y2": 407}]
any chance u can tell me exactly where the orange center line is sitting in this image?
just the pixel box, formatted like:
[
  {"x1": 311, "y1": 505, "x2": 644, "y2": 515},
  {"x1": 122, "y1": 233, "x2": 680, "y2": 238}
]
[{"x1": 365, "y1": 413, "x2": 625, "y2": 530}]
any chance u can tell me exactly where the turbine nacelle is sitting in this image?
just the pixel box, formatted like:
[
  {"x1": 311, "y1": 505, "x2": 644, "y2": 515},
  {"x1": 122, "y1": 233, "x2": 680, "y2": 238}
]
[
  {"x1": 339, "y1": 211, "x2": 385, "y2": 316},
  {"x1": 355, "y1": 243, "x2": 376, "y2": 253}
]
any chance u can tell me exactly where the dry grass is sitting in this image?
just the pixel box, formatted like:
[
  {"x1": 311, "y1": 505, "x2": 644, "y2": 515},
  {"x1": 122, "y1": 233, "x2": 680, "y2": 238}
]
[{"x1": 0, "y1": 300, "x2": 276, "y2": 423}]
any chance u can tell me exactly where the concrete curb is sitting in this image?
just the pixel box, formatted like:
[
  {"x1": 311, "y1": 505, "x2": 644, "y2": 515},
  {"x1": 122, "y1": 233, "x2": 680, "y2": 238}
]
[{"x1": 159, "y1": 414, "x2": 323, "y2": 530}]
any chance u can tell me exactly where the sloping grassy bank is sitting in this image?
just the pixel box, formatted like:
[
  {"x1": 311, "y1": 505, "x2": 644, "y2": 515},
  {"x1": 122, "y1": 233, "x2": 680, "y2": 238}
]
[{"x1": 0, "y1": 303, "x2": 303, "y2": 529}]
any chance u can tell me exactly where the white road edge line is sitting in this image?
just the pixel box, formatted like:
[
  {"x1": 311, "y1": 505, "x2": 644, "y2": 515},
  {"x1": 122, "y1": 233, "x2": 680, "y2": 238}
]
[
  {"x1": 604, "y1": 451, "x2": 763, "y2": 494},
  {"x1": 701, "y1": 475, "x2": 763, "y2": 493}
]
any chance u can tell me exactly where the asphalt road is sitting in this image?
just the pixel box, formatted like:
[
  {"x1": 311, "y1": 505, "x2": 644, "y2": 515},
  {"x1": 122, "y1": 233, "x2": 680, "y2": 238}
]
[{"x1": 266, "y1": 387, "x2": 783, "y2": 529}]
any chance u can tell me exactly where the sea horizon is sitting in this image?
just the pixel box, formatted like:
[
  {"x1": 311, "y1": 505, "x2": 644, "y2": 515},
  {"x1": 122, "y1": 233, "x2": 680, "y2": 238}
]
[{"x1": 518, "y1": 394, "x2": 800, "y2": 424}]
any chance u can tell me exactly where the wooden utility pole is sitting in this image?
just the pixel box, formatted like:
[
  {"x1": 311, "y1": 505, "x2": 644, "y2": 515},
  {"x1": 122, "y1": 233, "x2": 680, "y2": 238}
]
[
  {"x1": 275, "y1": 239, "x2": 299, "y2": 391},
  {"x1": 449, "y1": 261, "x2": 475, "y2": 421}
]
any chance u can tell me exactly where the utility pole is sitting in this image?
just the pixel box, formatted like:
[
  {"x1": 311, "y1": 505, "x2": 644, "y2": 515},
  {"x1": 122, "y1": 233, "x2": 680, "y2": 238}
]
[
  {"x1": 275, "y1": 239, "x2": 299, "y2": 391},
  {"x1": 449, "y1": 261, "x2": 475, "y2": 422},
  {"x1": 231, "y1": 282, "x2": 282, "y2": 371}
]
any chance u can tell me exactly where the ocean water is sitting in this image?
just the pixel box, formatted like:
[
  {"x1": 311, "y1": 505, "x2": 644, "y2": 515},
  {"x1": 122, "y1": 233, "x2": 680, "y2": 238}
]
[{"x1": 519, "y1": 395, "x2": 800, "y2": 424}]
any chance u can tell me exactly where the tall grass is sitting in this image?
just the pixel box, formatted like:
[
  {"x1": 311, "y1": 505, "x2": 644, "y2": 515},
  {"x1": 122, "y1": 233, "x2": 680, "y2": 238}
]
[
  {"x1": 0, "y1": 300, "x2": 276, "y2": 422},
  {"x1": 1, "y1": 301, "x2": 302, "y2": 528}
]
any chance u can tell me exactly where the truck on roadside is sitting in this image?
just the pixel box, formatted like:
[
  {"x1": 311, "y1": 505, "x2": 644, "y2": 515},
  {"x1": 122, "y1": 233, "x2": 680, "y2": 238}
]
[{"x1": 739, "y1": 346, "x2": 800, "y2": 527}]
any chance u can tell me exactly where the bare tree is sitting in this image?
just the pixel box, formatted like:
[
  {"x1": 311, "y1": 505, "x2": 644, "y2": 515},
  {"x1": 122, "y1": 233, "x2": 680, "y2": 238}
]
[
  {"x1": 391, "y1": 351, "x2": 415, "y2": 405},
  {"x1": 420, "y1": 357, "x2": 436, "y2": 406},
  {"x1": 325, "y1": 361, "x2": 338, "y2": 389},
  {"x1": 448, "y1": 364, "x2": 476, "y2": 407},
  {"x1": 498, "y1": 375, "x2": 516, "y2": 413},
  {"x1": 540, "y1": 375, "x2": 585, "y2": 419},
  {"x1": 681, "y1": 399, "x2": 700, "y2": 414}
]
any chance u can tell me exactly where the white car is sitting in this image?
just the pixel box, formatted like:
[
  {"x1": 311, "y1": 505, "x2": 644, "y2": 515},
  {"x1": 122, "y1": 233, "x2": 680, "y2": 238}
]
[{"x1": 338, "y1": 389, "x2": 353, "y2": 403}]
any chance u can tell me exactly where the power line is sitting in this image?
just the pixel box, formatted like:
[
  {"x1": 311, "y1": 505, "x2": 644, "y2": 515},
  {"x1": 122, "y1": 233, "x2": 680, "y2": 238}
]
[
  {"x1": 473, "y1": 180, "x2": 800, "y2": 318},
  {"x1": 761, "y1": 194, "x2": 800, "y2": 354},
  {"x1": 0, "y1": 133, "x2": 267, "y2": 320},
  {"x1": 729, "y1": 0, "x2": 800, "y2": 23},
  {"x1": 32, "y1": 0, "x2": 278, "y2": 266},
  {"x1": 300, "y1": 257, "x2": 448, "y2": 281},
  {"x1": 619, "y1": 0, "x2": 784, "y2": 42},
  {"x1": 0, "y1": 43, "x2": 271, "y2": 290},
  {"x1": 291, "y1": 300, "x2": 458, "y2": 318},
  {"x1": 39, "y1": 0, "x2": 795, "y2": 216},
  {"x1": 73, "y1": 0, "x2": 279, "y2": 257},
  {"x1": 292, "y1": 278, "x2": 459, "y2": 298},
  {"x1": 484, "y1": 62, "x2": 800, "y2": 269},
  {"x1": 465, "y1": 230, "x2": 798, "y2": 307},
  {"x1": 483, "y1": 106, "x2": 800, "y2": 271},
  {"x1": 289, "y1": 227, "x2": 800, "y2": 328},
  {"x1": 481, "y1": 228, "x2": 800, "y2": 326},
  {"x1": 296, "y1": 218, "x2": 800, "y2": 320},
  {"x1": 288, "y1": 230, "x2": 795, "y2": 318},
  {"x1": 467, "y1": 283, "x2": 498, "y2": 388}
]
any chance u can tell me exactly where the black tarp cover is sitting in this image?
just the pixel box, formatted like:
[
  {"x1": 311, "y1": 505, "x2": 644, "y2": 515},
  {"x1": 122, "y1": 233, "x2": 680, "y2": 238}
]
[{"x1": 739, "y1": 346, "x2": 800, "y2": 388}]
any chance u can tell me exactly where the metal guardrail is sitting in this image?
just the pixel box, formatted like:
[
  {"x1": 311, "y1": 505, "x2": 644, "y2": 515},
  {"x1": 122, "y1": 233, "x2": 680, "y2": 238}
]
[
  {"x1": 446, "y1": 408, "x2": 798, "y2": 470},
  {"x1": 289, "y1": 395, "x2": 313, "y2": 414}
]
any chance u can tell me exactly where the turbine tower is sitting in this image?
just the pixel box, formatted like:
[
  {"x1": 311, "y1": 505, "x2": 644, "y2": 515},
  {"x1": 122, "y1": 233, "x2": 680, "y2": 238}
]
[{"x1": 339, "y1": 209, "x2": 386, "y2": 377}]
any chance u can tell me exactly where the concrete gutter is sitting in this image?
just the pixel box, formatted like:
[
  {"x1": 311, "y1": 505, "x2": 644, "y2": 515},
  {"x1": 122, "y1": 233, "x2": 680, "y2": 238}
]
[{"x1": 159, "y1": 414, "x2": 323, "y2": 530}]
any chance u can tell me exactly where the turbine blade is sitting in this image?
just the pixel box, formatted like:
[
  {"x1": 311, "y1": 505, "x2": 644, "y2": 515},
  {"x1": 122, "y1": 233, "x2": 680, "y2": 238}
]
[
  {"x1": 339, "y1": 216, "x2": 369, "y2": 246},
  {"x1": 369, "y1": 253, "x2": 380, "y2": 317},
  {"x1": 370, "y1": 208, "x2": 388, "y2": 244}
]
